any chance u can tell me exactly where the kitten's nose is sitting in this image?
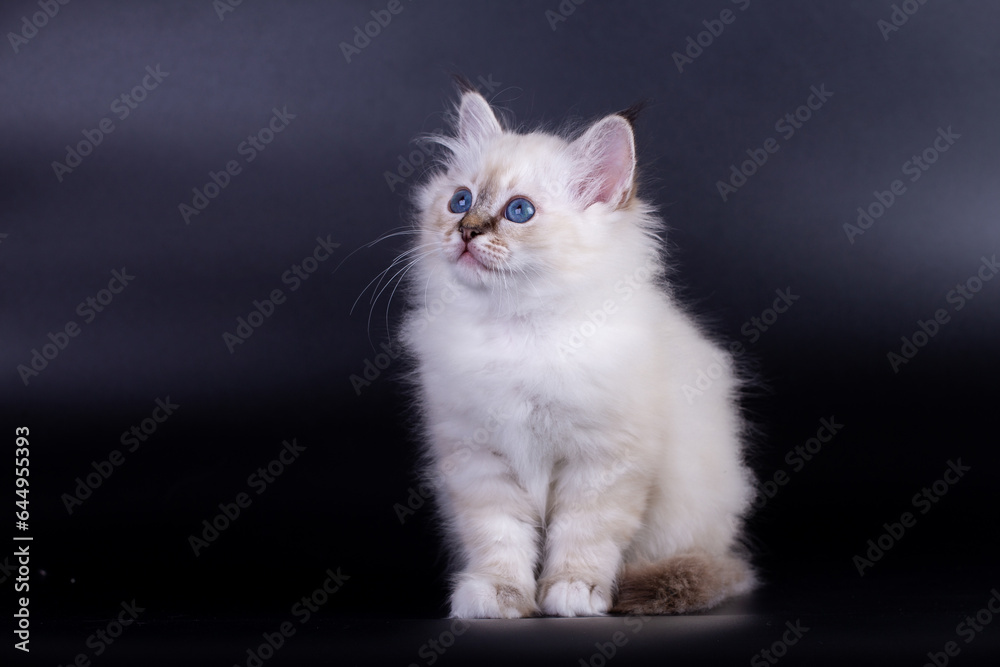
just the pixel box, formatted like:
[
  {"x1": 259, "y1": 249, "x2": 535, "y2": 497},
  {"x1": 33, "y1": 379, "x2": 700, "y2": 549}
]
[{"x1": 458, "y1": 212, "x2": 494, "y2": 242}]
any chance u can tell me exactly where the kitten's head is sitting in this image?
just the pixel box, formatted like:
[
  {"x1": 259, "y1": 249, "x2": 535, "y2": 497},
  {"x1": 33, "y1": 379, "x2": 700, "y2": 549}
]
[{"x1": 413, "y1": 88, "x2": 650, "y2": 295}]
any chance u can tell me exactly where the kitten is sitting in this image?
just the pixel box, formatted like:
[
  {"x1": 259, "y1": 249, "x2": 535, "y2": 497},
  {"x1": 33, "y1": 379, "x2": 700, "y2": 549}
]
[{"x1": 399, "y1": 80, "x2": 756, "y2": 618}]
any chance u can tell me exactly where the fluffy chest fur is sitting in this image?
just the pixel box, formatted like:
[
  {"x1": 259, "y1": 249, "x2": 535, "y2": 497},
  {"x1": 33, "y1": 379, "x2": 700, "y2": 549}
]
[{"x1": 408, "y1": 279, "x2": 666, "y2": 460}]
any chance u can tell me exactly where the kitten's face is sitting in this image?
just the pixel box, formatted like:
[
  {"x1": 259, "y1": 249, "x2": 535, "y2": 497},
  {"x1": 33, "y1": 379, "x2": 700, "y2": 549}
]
[
  {"x1": 422, "y1": 133, "x2": 575, "y2": 289},
  {"x1": 415, "y1": 90, "x2": 637, "y2": 293}
]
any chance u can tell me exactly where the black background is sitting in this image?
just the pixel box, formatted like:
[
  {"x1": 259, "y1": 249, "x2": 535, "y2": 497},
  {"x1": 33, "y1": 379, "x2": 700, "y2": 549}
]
[{"x1": 2, "y1": 1, "x2": 999, "y2": 665}]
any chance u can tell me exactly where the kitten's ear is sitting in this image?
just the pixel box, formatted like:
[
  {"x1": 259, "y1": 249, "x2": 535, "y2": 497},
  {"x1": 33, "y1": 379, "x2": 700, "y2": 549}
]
[
  {"x1": 570, "y1": 115, "x2": 636, "y2": 209},
  {"x1": 456, "y1": 91, "x2": 503, "y2": 145}
]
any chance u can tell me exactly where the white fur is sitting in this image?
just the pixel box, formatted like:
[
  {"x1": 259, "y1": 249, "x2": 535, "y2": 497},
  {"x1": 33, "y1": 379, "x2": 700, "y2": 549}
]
[{"x1": 400, "y1": 91, "x2": 754, "y2": 618}]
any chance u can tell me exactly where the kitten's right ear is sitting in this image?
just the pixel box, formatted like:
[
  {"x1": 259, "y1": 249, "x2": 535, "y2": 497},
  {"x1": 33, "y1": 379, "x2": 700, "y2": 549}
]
[
  {"x1": 569, "y1": 114, "x2": 637, "y2": 209},
  {"x1": 455, "y1": 88, "x2": 502, "y2": 146}
]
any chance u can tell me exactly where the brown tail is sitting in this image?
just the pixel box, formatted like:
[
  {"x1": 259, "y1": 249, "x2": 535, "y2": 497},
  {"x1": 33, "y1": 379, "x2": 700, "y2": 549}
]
[{"x1": 611, "y1": 552, "x2": 756, "y2": 615}]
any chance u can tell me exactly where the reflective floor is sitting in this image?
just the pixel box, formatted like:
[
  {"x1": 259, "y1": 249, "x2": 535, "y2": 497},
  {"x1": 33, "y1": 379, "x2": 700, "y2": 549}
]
[{"x1": 26, "y1": 559, "x2": 1000, "y2": 667}]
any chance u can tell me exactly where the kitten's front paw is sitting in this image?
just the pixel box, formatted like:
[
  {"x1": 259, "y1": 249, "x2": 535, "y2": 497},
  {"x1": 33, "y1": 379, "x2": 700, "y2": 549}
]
[
  {"x1": 539, "y1": 577, "x2": 611, "y2": 617},
  {"x1": 450, "y1": 575, "x2": 538, "y2": 619}
]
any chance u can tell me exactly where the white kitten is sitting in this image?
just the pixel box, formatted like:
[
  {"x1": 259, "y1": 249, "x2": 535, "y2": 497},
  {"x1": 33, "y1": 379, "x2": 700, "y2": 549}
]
[{"x1": 399, "y1": 81, "x2": 756, "y2": 618}]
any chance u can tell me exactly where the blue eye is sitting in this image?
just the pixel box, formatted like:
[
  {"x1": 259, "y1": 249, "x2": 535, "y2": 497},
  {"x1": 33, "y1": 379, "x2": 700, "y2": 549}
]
[
  {"x1": 504, "y1": 197, "x2": 535, "y2": 223},
  {"x1": 449, "y1": 188, "x2": 472, "y2": 213}
]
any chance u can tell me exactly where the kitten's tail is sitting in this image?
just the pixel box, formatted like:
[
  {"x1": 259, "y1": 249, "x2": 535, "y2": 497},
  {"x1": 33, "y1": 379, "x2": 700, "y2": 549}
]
[{"x1": 611, "y1": 552, "x2": 755, "y2": 615}]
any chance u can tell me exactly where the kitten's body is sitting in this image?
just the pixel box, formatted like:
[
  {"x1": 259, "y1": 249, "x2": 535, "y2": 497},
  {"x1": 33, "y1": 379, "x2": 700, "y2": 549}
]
[{"x1": 400, "y1": 85, "x2": 755, "y2": 618}]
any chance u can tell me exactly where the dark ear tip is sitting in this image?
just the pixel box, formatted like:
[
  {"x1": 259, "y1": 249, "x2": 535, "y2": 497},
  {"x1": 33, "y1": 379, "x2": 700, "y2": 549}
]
[
  {"x1": 451, "y1": 73, "x2": 477, "y2": 95},
  {"x1": 616, "y1": 100, "x2": 649, "y2": 128}
]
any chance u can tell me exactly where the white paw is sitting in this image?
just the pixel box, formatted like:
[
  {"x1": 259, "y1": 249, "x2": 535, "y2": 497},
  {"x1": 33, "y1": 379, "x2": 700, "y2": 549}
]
[
  {"x1": 539, "y1": 578, "x2": 611, "y2": 617},
  {"x1": 450, "y1": 575, "x2": 537, "y2": 619}
]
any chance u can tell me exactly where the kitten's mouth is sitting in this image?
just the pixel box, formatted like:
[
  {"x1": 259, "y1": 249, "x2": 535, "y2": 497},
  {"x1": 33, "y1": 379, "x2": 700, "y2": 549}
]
[
  {"x1": 458, "y1": 248, "x2": 486, "y2": 269},
  {"x1": 454, "y1": 241, "x2": 491, "y2": 271},
  {"x1": 450, "y1": 237, "x2": 501, "y2": 279}
]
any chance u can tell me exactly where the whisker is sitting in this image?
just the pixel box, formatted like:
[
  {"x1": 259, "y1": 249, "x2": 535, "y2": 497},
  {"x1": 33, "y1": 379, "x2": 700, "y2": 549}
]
[
  {"x1": 368, "y1": 244, "x2": 438, "y2": 302},
  {"x1": 515, "y1": 263, "x2": 542, "y2": 302},
  {"x1": 422, "y1": 270, "x2": 435, "y2": 312},
  {"x1": 366, "y1": 251, "x2": 435, "y2": 338},
  {"x1": 349, "y1": 243, "x2": 437, "y2": 315},
  {"x1": 333, "y1": 226, "x2": 420, "y2": 275},
  {"x1": 382, "y1": 257, "x2": 426, "y2": 345},
  {"x1": 371, "y1": 248, "x2": 436, "y2": 305}
]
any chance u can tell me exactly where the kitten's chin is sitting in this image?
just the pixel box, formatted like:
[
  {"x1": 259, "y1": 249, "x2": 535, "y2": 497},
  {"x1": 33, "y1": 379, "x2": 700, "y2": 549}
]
[{"x1": 453, "y1": 251, "x2": 492, "y2": 287}]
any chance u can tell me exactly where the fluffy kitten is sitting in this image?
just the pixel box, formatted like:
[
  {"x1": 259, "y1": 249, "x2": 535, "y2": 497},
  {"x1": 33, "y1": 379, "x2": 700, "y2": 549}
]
[{"x1": 399, "y1": 81, "x2": 756, "y2": 618}]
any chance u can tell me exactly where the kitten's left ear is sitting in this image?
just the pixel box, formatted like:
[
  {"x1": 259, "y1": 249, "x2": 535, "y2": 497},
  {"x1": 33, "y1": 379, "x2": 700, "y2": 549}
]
[
  {"x1": 456, "y1": 91, "x2": 503, "y2": 146},
  {"x1": 570, "y1": 114, "x2": 636, "y2": 209}
]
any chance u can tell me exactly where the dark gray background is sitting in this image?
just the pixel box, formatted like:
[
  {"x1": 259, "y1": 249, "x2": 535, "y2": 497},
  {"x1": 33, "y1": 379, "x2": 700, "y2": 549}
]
[{"x1": 2, "y1": 1, "x2": 999, "y2": 665}]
